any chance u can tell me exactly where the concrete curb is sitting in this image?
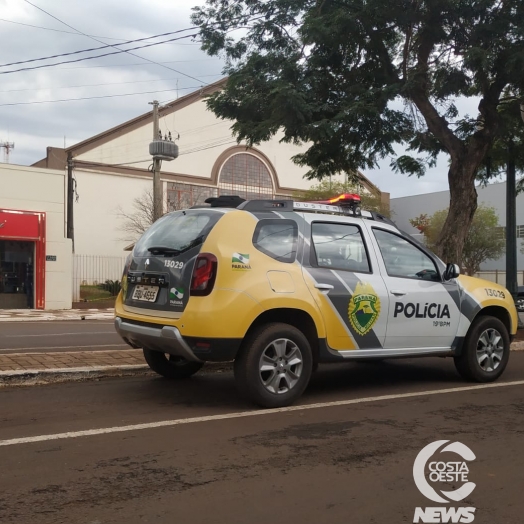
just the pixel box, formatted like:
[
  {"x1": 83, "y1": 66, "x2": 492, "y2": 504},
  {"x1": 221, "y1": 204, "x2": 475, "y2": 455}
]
[
  {"x1": 0, "y1": 362, "x2": 234, "y2": 387},
  {"x1": 0, "y1": 309, "x2": 115, "y2": 322},
  {"x1": 0, "y1": 364, "x2": 148, "y2": 377}
]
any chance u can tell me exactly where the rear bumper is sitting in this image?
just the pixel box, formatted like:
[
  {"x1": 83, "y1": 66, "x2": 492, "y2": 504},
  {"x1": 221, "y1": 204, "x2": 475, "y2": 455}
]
[{"x1": 114, "y1": 317, "x2": 240, "y2": 362}]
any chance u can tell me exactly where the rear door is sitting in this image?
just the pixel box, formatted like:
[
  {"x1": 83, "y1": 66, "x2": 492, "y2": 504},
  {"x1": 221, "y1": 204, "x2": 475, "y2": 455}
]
[
  {"x1": 300, "y1": 216, "x2": 389, "y2": 351},
  {"x1": 123, "y1": 210, "x2": 224, "y2": 316}
]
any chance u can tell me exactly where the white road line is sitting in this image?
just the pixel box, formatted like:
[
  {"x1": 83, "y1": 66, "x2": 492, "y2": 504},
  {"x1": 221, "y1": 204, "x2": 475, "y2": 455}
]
[
  {"x1": 0, "y1": 344, "x2": 129, "y2": 352},
  {"x1": 1, "y1": 380, "x2": 523, "y2": 448}
]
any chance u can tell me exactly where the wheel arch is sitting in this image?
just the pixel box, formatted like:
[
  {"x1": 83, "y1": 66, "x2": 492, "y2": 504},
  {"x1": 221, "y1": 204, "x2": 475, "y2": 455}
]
[
  {"x1": 244, "y1": 308, "x2": 320, "y2": 369},
  {"x1": 473, "y1": 306, "x2": 512, "y2": 336}
]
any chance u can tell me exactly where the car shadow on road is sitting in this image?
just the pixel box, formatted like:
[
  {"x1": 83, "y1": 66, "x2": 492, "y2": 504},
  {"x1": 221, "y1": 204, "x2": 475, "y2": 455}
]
[{"x1": 127, "y1": 357, "x2": 464, "y2": 410}]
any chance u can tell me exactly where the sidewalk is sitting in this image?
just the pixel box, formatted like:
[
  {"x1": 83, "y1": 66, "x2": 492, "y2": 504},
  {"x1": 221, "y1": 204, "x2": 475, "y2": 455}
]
[
  {"x1": 1, "y1": 342, "x2": 523, "y2": 381},
  {"x1": 0, "y1": 308, "x2": 115, "y2": 322}
]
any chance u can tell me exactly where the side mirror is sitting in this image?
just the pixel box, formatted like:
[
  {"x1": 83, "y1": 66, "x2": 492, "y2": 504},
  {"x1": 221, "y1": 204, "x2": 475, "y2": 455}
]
[{"x1": 443, "y1": 263, "x2": 460, "y2": 281}]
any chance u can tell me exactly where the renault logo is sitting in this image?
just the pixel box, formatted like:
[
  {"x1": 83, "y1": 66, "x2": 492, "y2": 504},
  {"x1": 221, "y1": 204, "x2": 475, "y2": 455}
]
[
  {"x1": 0, "y1": 221, "x2": 5, "y2": 228},
  {"x1": 145, "y1": 258, "x2": 150, "y2": 268}
]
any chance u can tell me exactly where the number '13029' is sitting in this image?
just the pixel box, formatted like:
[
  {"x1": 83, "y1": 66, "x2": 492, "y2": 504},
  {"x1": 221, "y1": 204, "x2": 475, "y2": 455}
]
[{"x1": 164, "y1": 260, "x2": 184, "y2": 269}]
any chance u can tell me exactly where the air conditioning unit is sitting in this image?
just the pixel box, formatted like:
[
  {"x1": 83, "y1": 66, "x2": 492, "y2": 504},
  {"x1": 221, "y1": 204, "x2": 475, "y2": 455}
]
[{"x1": 149, "y1": 140, "x2": 179, "y2": 161}]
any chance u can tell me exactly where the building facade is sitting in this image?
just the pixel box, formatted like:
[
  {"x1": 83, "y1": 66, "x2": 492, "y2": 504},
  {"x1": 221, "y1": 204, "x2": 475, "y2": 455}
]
[
  {"x1": 34, "y1": 78, "x2": 388, "y2": 258},
  {"x1": 0, "y1": 163, "x2": 72, "y2": 309}
]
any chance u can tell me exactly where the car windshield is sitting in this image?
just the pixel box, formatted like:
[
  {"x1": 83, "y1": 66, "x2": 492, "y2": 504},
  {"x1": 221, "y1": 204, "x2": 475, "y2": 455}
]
[{"x1": 133, "y1": 211, "x2": 219, "y2": 257}]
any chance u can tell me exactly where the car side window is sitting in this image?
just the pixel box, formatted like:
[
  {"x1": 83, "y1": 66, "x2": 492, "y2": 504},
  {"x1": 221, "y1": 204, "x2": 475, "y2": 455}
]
[
  {"x1": 311, "y1": 222, "x2": 371, "y2": 273},
  {"x1": 373, "y1": 228, "x2": 440, "y2": 281},
  {"x1": 253, "y1": 219, "x2": 298, "y2": 263}
]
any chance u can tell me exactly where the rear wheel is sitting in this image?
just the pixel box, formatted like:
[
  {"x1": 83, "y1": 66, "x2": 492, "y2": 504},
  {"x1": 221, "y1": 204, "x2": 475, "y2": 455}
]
[
  {"x1": 454, "y1": 316, "x2": 510, "y2": 382},
  {"x1": 234, "y1": 323, "x2": 313, "y2": 408},
  {"x1": 143, "y1": 348, "x2": 203, "y2": 379}
]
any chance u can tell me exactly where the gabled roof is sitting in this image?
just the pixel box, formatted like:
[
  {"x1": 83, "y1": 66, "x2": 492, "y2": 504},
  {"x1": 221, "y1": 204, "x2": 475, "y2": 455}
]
[
  {"x1": 33, "y1": 77, "x2": 228, "y2": 163},
  {"x1": 31, "y1": 75, "x2": 387, "y2": 204}
]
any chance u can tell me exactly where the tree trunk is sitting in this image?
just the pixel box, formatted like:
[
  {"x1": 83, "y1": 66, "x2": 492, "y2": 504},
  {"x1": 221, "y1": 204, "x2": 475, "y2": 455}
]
[{"x1": 434, "y1": 158, "x2": 478, "y2": 267}]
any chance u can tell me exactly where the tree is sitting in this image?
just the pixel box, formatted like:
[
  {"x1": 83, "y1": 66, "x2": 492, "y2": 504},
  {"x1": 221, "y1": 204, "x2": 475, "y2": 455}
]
[
  {"x1": 295, "y1": 179, "x2": 390, "y2": 216},
  {"x1": 116, "y1": 185, "x2": 209, "y2": 242},
  {"x1": 192, "y1": 0, "x2": 524, "y2": 266},
  {"x1": 116, "y1": 189, "x2": 157, "y2": 243},
  {"x1": 410, "y1": 205, "x2": 505, "y2": 276}
]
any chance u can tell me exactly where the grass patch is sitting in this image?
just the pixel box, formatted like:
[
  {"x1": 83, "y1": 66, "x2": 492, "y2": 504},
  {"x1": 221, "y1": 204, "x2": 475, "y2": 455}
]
[{"x1": 80, "y1": 285, "x2": 112, "y2": 301}]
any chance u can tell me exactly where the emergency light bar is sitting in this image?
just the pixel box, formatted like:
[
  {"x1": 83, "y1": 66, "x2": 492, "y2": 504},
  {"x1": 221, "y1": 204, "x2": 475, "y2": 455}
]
[{"x1": 308, "y1": 193, "x2": 362, "y2": 216}]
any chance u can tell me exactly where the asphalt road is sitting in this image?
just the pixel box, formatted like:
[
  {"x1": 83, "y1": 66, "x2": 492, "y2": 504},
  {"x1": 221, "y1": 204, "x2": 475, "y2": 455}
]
[
  {"x1": 0, "y1": 320, "x2": 126, "y2": 354},
  {"x1": 1, "y1": 353, "x2": 524, "y2": 523}
]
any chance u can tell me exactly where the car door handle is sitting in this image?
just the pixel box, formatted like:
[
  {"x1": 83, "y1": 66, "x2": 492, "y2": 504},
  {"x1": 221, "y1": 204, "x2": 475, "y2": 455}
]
[
  {"x1": 390, "y1": 290, "x2": 406, "y2": 296},
  {"x1": 315, "y1": 283, "x2": 334, "y2": 293}
]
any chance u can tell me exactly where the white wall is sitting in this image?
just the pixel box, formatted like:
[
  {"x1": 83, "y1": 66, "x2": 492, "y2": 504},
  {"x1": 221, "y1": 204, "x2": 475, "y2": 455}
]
[
  {"x1": 73, "y1": 168, "x2": 152, "y2": 256},
  {"x1": 77, "y1": 99, "x2": 326, "y2": 191},
  {"x1": 0, "y1": 162, "x2": 72, "y2": 309}
]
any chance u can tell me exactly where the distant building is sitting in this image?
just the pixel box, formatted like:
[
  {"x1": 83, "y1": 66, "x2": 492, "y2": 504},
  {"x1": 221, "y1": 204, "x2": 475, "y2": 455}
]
[
  {"x1": 0, "y1": 79, "x2": 388, "y2": 308},
  {"x1": 33, "y1": 78, "x2": 388, "y2": 257},
  {"x1": 0, "y1": 163, "x2": 72, "y2": 309},
  {"x1": 391, "y1": 180, "x2": 522, "y2": 271}
]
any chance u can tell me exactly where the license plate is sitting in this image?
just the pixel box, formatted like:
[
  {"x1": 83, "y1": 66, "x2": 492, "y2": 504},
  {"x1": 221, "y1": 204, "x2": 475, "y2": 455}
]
[{"x1": 132, "y1": 285, "x2": 159, "y2": 302}]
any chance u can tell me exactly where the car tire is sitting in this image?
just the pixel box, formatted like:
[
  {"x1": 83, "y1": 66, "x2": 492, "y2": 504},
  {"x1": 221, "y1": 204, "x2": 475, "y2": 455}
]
[
  {"x1": 234, "y1": 323, "x2": 313, "y2": 408},
  {"x1": 143, "y1": 348, "x2": 203, "y2": 379},
  {"x1": 454, "y1": 316, "x2": 510, "y2": 382},
  {"x1": 516, "y1": 296, "x2": 524, "y2": 313}
]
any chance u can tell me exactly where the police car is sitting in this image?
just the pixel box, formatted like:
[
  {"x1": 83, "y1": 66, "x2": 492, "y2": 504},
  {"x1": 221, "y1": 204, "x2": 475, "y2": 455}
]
[{"x1": 114, "y1": 194, "x2": 517, "y2": 408}]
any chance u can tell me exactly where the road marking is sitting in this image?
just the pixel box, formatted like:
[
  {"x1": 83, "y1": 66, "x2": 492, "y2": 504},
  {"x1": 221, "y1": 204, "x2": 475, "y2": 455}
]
[
  {"x1": 1, "y1": 380, "x2": 523, "y2": 447},
  {"x1": 0, "y1": 344, "x2": 129, "y2": 352}
]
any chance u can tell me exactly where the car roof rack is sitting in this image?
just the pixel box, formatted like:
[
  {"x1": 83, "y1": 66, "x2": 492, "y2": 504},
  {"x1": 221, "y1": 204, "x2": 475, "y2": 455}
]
[
  {"x1": 204, "y1": 195, "x2": 246, "y2": 208},
  {"x1": 191, "y1": 195, "x2": 395, "y2": 226}
]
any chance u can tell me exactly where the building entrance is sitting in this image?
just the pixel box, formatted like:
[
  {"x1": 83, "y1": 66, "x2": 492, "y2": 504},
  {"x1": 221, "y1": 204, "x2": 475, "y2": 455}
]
[{"x1": 0, "y1": 240, "x2": 35, "y2": 309}]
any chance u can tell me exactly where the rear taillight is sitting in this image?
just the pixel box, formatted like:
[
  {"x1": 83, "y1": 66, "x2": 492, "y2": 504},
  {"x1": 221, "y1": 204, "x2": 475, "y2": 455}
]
[
  {"x1": 121, "y1": 253, "x2": 132, "y2": 297},
  {"x1": 190, "y1": 253, "x2": 217, "y2": 296}
]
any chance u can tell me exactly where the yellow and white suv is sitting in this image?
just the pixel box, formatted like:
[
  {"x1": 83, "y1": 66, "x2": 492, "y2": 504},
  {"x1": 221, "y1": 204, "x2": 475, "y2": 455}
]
[{"x1": 114, "y1": 194, "x2": 517, "y2": 408}]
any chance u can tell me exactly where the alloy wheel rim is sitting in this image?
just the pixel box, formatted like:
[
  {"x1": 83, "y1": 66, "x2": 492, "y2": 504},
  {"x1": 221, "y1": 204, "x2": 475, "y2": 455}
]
[
  {"x1": 476, "y1": 328, "x2": 504, "y2": 372},
  {"x1": 259, "y1": 338, "x2": 303, "y2": 394}
]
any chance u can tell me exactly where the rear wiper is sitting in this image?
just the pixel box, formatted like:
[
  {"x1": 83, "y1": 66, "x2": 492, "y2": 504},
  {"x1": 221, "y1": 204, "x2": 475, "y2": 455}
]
[{"x1": 147, "y1": 246, "x2": 181, "y2": 255}]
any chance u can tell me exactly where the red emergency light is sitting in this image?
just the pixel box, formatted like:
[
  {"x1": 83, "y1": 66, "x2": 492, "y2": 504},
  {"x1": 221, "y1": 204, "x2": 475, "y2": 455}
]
[{"x1": 308, "y1": 193, "x2": 362, "y2": 215}]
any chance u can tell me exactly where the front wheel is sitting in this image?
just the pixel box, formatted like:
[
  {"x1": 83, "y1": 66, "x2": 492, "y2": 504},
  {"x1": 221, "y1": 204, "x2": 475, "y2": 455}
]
[
  {"x1": 234, "y1": 323, "x2": 313, "y2": 408},
  {"x1": 143, "y1": 348, "x2": 203, "y2": 379},
  {"x1": 454, "y1": 316, "x2": 510, "y2": 382}
]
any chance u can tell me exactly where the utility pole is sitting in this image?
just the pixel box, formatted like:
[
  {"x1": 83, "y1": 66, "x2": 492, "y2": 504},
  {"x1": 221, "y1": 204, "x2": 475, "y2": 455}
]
[
  {"x1": 0, "y1": 141, "x2": 14, "y2": 163},
  {"x1": 67, "y1": 152, "x2": 75, "y2": 253},
  {"x1": 150, "y1": 100, "x2": 163, "y2": 222},
  {"x1": 149, "y1": 100, "x2": 179, "y2": 221},
  {"x1": 506, "y1": 141, "x2": 517, "y2": 300}
]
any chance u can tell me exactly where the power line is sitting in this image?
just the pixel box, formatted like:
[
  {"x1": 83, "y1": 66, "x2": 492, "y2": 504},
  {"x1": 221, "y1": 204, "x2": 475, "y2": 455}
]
[
  {"x1": 0, "y1": 74, "x2": 223, "y2": 94},
  {"x1": 179, "y1": 139, "x2": 238, "y2": 156},
  {"x1": 22, "y1": 0, "x2": 207, "y2": 85},
  {"x1": 49, "y1": 58, "x2": 218, "y2": 71},
  {"x1": 0, "y1": 17, "x2": 200, "y2": 44},
  {"x1": 0, "y1": 86, "x2": 203, "y2": 107},
  {"x1": 0, "y1": 28, "x2": 199, "y2": 68},
  {"x1": 0, "y1": 34, "x2": 198, "y2": 75}
]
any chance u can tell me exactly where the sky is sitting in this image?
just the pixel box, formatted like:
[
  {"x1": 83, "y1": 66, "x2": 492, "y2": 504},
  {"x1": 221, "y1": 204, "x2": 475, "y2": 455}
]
[{"x1": 0, "y1": 0, "x2": 484, "y2": 199}]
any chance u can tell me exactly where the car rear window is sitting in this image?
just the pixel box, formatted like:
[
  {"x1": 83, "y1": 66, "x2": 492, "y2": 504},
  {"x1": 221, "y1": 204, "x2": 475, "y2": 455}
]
[{"x1": 133, "y1": 210, "x2": 222, "y2": 257}]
